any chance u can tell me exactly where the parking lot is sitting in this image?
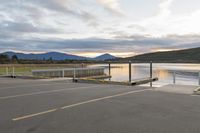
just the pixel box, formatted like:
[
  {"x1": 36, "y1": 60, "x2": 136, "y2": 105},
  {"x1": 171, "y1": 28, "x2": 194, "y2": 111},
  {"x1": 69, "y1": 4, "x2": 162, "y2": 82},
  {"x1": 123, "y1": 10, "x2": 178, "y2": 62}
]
[{"x1": 0, "y1": 77, "x2": 200, "y2": 133}]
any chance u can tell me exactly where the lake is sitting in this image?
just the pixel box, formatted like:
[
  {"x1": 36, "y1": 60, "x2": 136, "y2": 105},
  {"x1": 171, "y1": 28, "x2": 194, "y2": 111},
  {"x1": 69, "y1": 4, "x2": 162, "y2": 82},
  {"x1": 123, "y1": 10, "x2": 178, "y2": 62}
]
[{"x1": 90, "y1": 63, "x2": 200, "y2": 87}]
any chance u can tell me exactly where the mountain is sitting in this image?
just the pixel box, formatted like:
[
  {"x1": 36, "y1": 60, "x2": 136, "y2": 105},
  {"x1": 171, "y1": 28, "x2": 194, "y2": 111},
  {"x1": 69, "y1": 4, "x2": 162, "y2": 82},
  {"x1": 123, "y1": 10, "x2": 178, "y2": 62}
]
[
  {"x1": 1, "y1": 51, "x2": 118, "y2": 61},
  {"x1": 123, "y1": 47, "x2": 200, "y2": 63},
  {"x1": 94, "y1": 53, "x2": 118, "y2": 61},
  {"x1": 2, "y1": 51, "x2": 89, "y2": 60}
]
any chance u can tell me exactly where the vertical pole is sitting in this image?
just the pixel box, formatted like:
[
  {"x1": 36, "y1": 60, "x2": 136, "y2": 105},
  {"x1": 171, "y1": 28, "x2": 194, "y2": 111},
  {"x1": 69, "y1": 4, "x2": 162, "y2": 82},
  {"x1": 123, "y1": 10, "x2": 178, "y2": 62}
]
[
  {"x1": 12, "y1": 66, "x2": 15, "y2": 78},
  {"x1": 198, "y1": 71, "x2": 200, "y2": 86},
  {"x1": 62, "y1": 70, "x2": 65, "y2": 78},
  {"x1": 150, "y1": 61, "x2": 153, "y2": 87},
  {"x1": 108, "y1": 62, "x2": 111, "y2": 76},
  {"x1": 108, "y1": 62, "x2": 111, "y2": 81},
  {"x1": 6, "y1": 67, "x2": 8, "y2": 76},
  {"x1": 73, "y1": 68, "x2": 76, "y2": 82},
  {"x1": 129, "y1": 61, "x2": 132, "y2": 83},
  {"x1": 173, "y1": 71, "x2": 176, "y2": 84}
]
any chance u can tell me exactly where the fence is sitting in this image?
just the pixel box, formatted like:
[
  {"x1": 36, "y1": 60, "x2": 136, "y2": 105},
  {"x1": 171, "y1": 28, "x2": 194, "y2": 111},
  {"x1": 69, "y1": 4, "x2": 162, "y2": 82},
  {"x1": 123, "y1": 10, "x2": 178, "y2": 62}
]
[
  {"x1": 32, "y1": 67, "x2": 105, "y2": 78},
  {"x1": 0, "y1": 64, "x2": 86, "y2": 77},
  {"x1": 0, "y1": 66, "x2": 33, "y2": 77}
]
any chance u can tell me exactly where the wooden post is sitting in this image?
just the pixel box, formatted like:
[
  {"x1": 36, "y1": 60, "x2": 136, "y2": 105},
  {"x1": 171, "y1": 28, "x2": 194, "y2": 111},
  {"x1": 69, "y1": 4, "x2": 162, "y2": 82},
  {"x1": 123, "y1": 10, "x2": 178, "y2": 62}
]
[
  {"x1": 129, "y1": 61, "x2": 132, "y2": 83},
  {"x1": 108, "y1": 62, "x2": 111, "y2": 76},
  {"x1": 150, "y1": 61, "x2": 152, "y2": 87},
  {"x1": 108, "y1": 62, "x2": 111, "y2": 81}
]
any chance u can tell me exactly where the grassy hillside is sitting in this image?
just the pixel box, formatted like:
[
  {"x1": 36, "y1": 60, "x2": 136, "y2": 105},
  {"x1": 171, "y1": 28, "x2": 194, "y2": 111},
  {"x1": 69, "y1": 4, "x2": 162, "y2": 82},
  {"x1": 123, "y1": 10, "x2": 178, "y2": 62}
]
[{"x1": 123, "y1": 47, "x2": 200, "y2": 63}]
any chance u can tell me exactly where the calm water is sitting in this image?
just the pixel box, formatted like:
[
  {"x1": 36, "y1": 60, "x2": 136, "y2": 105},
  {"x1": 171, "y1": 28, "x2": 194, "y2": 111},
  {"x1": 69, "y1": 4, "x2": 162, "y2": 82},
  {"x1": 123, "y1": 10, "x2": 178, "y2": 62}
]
[{"x1": 89, "y1": 63, "x2": 200, "y2": 87}]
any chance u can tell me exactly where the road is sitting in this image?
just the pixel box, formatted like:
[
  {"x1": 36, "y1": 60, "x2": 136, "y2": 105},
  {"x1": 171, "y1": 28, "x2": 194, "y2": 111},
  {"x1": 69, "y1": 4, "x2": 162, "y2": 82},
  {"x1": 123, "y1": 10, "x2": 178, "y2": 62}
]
[{"x1": 0, "y1": 77, "x2": 200, "y2": 133}]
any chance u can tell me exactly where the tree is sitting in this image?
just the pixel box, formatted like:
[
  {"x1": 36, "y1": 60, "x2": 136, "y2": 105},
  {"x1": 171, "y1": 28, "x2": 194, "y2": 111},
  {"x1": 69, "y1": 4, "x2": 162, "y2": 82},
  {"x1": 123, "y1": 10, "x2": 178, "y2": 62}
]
[
  {"x1": 0, "y1": 54, "x2": 10, "y2": 64},
  {"x1": 48, "y1": 57, "x2": 54, "y2": 63},
  {"x1": 11, "y1": 55, "x2": 18, "y2": 64},
  {"x1": 49, "y1": 57, "x2": 53, "y2": 61}
]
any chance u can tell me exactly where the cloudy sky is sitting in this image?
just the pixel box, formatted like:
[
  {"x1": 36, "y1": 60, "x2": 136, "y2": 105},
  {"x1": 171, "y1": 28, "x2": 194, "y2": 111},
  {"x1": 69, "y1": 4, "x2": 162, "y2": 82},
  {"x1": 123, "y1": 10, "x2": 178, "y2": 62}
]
[{"x1": 0, "y1": 0, "x2": 200, "y2": 57}]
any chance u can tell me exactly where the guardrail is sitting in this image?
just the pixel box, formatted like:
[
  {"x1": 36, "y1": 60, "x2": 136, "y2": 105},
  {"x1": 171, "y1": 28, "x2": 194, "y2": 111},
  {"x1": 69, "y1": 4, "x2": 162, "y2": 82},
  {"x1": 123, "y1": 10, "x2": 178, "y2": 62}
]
[{"x1": 172, "y1": 70, "x2": 200, "y2": 85}]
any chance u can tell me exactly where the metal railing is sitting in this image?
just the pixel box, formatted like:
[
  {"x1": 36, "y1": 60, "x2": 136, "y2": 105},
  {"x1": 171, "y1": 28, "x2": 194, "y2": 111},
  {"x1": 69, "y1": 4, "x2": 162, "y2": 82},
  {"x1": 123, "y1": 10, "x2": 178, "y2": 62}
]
[
  {"x1": 32, "y1": 67, "x2": 105, "y2": 78},
  {"x1": 0, "y1": 66, "x2": 32, "y2": 77},
  {"x1": 0, "y1": 66, "x2": 105, "y2": 78},
  {"x1": 172, "y1": 70, "x2": 200, "y2": 85}
]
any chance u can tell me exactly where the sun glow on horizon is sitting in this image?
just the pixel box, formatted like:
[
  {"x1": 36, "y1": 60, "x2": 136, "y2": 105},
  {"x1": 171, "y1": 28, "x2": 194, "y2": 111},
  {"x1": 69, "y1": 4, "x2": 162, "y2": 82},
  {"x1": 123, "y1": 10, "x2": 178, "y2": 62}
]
[
  {"x1": 153, "y1": 48, "x2": 179, "y2": 52},
  {"x1": 72, "y1": 52, "x2": 136, "y2": 58}
]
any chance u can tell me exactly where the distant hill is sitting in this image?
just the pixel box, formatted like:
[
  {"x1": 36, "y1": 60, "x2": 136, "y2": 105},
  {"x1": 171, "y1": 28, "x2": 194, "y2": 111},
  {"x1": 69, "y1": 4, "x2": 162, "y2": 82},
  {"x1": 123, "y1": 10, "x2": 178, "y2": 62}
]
[
  {"x1": 1, "y1": 52, "x2": 118, "y2": 61},
  {"x1": 94, "y1": 53, "x2": 118, "y2": 61},
  {"x1": 2, "y1": 51, "x2": 89, "y2": 60},
  {"x1": 123, "y1": 47, "x2": 200, "y2": 63}
]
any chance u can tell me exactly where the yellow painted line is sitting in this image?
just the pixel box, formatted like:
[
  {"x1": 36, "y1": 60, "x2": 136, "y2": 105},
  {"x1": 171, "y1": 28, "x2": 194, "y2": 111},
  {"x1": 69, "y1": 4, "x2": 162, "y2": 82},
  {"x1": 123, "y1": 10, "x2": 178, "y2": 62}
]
[
  {"x1": 0, "y1": 85, "x2": 99, "y2": 100},
  {"x1": 12, "y1": 89, "x2": 150, "y2": 121},
  {"x1": 12, "y1": 109, "x2": 58, "y2": 121},
  {"x1": 61, "y1": 89, "x2": 150, "y2": 109}
]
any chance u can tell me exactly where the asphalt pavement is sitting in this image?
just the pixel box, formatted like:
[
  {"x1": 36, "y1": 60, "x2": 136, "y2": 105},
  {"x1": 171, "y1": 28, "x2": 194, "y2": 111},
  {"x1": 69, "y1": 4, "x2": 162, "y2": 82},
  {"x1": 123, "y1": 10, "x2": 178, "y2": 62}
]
[{"x1": 0, "y1": 77, "x2": 200, "y2": 133}]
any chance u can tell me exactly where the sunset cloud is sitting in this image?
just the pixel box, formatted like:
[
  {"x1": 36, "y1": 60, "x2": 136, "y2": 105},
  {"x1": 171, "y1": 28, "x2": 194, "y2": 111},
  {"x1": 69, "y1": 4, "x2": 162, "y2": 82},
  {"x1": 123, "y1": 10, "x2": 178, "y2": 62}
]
[{"x1": 0, "y1": 0, "x2": 200, "y2": 57}]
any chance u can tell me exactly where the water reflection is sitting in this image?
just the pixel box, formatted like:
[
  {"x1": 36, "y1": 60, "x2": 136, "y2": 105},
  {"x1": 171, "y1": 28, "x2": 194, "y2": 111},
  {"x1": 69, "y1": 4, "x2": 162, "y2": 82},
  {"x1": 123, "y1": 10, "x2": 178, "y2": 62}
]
[
  {"x1": 89, "y1": 63, "x2": 200, "y2": 87},
  {"x1": 155, "y1": 69, "x2": 170, "y2": 79}
]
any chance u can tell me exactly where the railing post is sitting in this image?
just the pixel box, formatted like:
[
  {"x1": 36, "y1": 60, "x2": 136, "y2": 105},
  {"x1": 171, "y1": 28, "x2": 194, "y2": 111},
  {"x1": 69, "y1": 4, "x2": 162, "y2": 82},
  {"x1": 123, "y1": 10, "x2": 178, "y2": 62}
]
[
  {"x1": 173, "y1": 71, "x2": 176, "y2": 84},
  {"x1": 198, "y1": 71, "x2": 200, "y2": 86},
  {"x1": 62, "y1": 70, "x2": 65, "y2": 78},
  {"x1": 73, "y1": 68, "x2": 76, "y2": 82},
  {"x1": 150, "y1": 61, "x2": 153, "y2": 87},
  {"x1": 12, "y1": 66, "x2": 15, "y2": 78},
  {"x1": 129, "y1": 61, "x2": 132, "y2": 83},
  {"x1": 6, "y1": 67, "x2": 8, "y2": 76}
]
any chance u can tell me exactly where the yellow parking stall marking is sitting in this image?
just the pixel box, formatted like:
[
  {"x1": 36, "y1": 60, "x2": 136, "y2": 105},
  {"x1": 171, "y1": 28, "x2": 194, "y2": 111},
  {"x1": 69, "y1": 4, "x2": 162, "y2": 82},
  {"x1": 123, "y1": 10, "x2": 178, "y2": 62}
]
[
  {"x1": 12, "y1": 89, "x2": 151, "y2": 121},
  {"x1": 0, "y1": 85, "x2": 99, "y2": 100},
  {"x1": 12, "y1": 109, "x2": 58, "y2": 121}
]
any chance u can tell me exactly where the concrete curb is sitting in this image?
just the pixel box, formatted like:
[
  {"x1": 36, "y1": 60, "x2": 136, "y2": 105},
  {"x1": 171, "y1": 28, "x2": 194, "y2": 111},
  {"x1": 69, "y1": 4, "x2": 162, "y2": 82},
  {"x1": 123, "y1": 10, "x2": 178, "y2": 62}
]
[
  {"x1": 38, "y1": 78, "x2": 72, "y2": 82},
  {"x1": 74, "y1": 77, "x2": 158, "y2": 86},
  {"x1": 193, "y1": 87, "x2": 200, "y2": 95}
]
